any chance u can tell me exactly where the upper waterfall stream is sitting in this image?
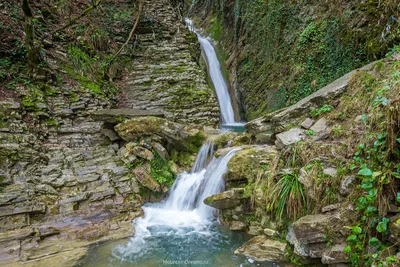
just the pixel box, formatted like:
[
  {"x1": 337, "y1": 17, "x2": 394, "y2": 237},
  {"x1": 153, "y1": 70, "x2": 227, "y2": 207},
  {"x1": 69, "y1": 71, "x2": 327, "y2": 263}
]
[
  {"x1": 82, "y1": 19, "x2": 277, "y2": 267},
  {"x1": 186, "y1": 18, "x2": 240, "y2": 126},
  {"x1": 197, "y1": 34, "x2": 235, "y2": 125}
]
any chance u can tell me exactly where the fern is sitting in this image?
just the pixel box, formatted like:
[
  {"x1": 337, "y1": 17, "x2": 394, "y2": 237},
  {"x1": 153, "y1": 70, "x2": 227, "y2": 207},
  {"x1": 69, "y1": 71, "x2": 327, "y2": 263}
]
[{"x1": 67, "y1": 46, "x2": 94, "y2": 76}]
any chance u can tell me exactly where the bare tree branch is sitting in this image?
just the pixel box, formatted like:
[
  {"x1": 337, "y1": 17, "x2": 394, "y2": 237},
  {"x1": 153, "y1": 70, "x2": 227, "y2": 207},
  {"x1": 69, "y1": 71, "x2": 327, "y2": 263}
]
[{"x1": 108, "y1": 0, "x2": 144, "y2": 65}]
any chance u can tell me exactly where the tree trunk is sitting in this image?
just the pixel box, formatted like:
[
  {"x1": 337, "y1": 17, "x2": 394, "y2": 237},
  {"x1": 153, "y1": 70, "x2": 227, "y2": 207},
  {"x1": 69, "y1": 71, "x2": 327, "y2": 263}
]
[{"x1": 22, "y1": 0, "x2": 39, "y2": 71}]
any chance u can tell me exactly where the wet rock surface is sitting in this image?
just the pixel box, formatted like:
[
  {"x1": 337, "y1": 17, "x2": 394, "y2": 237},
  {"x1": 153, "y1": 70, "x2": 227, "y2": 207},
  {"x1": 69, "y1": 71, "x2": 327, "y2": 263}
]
[
  {"x1": 234, "y1": 235, "x2": 287, "y2": 262},
  {"x1": 226, "y1": 145, "x2": 279, "y2": 182},
  {"x1": 204, "y1": 188, "x2": 247, "y2": 209}
]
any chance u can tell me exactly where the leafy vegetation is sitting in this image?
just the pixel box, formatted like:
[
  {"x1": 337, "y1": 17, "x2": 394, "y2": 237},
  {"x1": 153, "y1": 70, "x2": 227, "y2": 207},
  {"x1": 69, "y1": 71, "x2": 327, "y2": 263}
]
[
  {"x1": 150, "y1": 153, "x2": 176, "y2": 187},
  {"x1": 192, "y1": 0, "x2": 399, "y2": 120},
  {"x1": 310, "y1": 104, "x2": 334, "y2": 117},
  {"x1": 331, "y1": 61, "x2": 400, "y2": 266}
]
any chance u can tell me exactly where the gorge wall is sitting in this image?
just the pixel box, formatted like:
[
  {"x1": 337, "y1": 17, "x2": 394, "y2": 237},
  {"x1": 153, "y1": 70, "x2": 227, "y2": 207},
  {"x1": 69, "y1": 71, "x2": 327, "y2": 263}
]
[
  {"x1": 119, "y1": 0, "x2": 220, "y2": 125},
  {"x1": 0, "y1": 0, "x2": 218, "y2": 265},
  {"x1": 1, "y1": 0, "x2": 399, "y2": 266},
  {"x1": 190, "y1": 0, "x2": 400, "y2": 120}
]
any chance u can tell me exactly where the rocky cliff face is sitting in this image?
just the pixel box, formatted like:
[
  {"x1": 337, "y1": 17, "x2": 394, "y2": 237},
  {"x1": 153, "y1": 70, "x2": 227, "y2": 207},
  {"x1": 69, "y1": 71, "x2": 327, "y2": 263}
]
[
  {"x1": 119, "y1": 0, "x2": 220, "y2": 125},
  {"x1": 0, "y1": 0, "x2": 218, "y2": 265},
  {"x1": 0, "y1": 83, "x2": 143, "y2": 265}
]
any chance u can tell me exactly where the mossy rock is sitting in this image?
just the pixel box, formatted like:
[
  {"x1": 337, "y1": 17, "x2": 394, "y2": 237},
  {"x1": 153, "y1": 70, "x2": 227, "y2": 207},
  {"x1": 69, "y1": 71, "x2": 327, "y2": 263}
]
[
  {"x1": 115, "y1": 116, "x2": 206, "y2": 153},
  {"x1": 211, "y1": 132, "x2": 238, "y2": 150},
  {"x1": 226, "y1": 146, "x2": 279, "y2": 182},
  {"x1": 231, "y1": 134, "x2": 253, "y2": 147},
  {"x1": 150, "y1": 153, "x2": 176, "y2": 187},
  {"x1": 203, "y1": 188, "x2": 247, "y2": 209}
]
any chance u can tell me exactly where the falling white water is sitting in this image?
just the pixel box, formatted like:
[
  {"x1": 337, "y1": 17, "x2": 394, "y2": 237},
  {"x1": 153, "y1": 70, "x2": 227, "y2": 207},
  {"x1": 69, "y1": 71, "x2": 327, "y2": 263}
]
[
  {"x1": 191, "y1": 140, "x2": 214, "y2": 173},
  {"x1": 107, "y1": 18, "x2": 251, "y2": 266},
  {"x1": 186, "y1": 18, "x2": 237, "y2": 125},
  {"x1": 113, "y1": 145, "x2": 241, "y2": 261}
]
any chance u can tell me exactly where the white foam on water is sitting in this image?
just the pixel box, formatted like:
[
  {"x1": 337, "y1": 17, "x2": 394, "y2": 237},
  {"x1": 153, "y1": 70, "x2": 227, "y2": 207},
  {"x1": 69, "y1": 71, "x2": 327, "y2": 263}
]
[{"x1": 113, "y1": 145, "x2": 241, "y2": 260}]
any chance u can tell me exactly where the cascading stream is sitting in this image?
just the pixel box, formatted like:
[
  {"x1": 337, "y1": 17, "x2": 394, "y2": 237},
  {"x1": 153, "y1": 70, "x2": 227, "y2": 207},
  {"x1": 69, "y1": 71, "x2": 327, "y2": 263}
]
[
  {"x1": 101, "y1": 146, "x2": 247, "y2": 266},
  {"x1": 109, "y1": 19, "x2": 246, "y2": 265},
  {"x1": 82, "y1": 18, "x2": 276, "y2": 267},
  {"x1": 112, "y1": 146, "x2": 241, "y2": 262}
]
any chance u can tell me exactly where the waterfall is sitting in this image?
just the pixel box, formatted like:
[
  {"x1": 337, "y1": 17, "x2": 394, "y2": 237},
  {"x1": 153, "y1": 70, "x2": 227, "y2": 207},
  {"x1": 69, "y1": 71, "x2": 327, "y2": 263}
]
[
  {"x1": 186, "y1": 18, "x2": 237, "y2": 125},
  {"x1": 111, "y1": 18, "x2": 245, "y2": 265},
  {"x1": 113, "y1": 144, "x2": 241, "y2": 260},
  {"x1": 164, "y1": 146, "x2": 240, "y2": 218}
]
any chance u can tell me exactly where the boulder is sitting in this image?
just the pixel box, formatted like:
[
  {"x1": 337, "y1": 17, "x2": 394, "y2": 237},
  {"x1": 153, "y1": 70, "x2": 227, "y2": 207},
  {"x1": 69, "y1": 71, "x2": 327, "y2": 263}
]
[
  {"x1": 231, "y1": 134, "x2": 252, "y2": 147},
  {"x1": 214, "y1": 146, "x2": 244, "y2": 158},
  {"x1": 169, "y1": 161, "x2": 181, "y2": 176},
  {"x1": 151, "y1": 142, "x2": 169, "y2": 160},
  {"x1": 255, "y1": 131, "x2": 274, "y2": 144},
  {"x1": 322, "y1": 243, "x2": 347, "y2": 264},
  {"x1": 312, "y1": 131, "x2": 330, "y2": 141},
  {"x1": 321, "y1": 204, "x2": 341, "y2": 213},
  {"x1": 211, "y1": 132, "x2": 238, "y2": 149},
  {"x1": 300, "y1": 118, "x2": 314, "y2": 129},
  {"x1": 226, "y1": 146, "x2": 279, "y2": 181},
  {"x1": 339, "y1": 175, "x2": 355, "y2": 196},
  {"x1": 294, "y1": 242, "x2": 327, "y2": 258},
  {"x1": 275, "y1": 128, "x2": 305, "y2": 149},
  {"x1": 230, "y1": 221, "x2": 248, "y2": 231},
  {"x1": 263, "y1": 228, "x2": 277, "y2": 237},
  {"x1": 248, "y1": 224, "x2": 264, "y2": 236},
  {"x1": 131, "y1": 146, "x2": 154, "y2": 161},
  {"x1": 101, "y1": 128, "x2": 120, "y2": 141},
  {"x1": 234, "y1": 235, "x2": 287, "y2": 262},
  {"x1": 292, "y1": 214, "x2": 340, "y2": 244},
  {"x1": 310, "y1": 118, "x2": 328, "y2": 134},
  {"x1": 132, "y1": 164, "x2": 161, "y2": 192},
  {"x1": 117, "y1": 145, "x2": 138, "y2": 164},
  {"x1": 310, "y1": 118, "x2": 330, "y2": 141},
  {"x1": 204, "y1": 188, "x2": 247, "y2": 209}
]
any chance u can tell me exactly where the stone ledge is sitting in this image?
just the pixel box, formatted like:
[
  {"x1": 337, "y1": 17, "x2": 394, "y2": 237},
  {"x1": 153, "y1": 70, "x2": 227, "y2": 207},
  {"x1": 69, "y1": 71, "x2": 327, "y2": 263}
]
[
  {"x1": 90, "y1": 109, "x2": 165, "y2": 123},
  {"x1": 245, "y1": 60, "x2": 379, "y2": 135}
]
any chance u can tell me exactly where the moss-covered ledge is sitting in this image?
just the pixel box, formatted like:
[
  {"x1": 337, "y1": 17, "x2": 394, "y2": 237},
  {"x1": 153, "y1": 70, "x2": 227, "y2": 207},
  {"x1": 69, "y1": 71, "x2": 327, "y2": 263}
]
[{"x1": 90, "y1": 109, "x2": 165, "y2": 124}]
